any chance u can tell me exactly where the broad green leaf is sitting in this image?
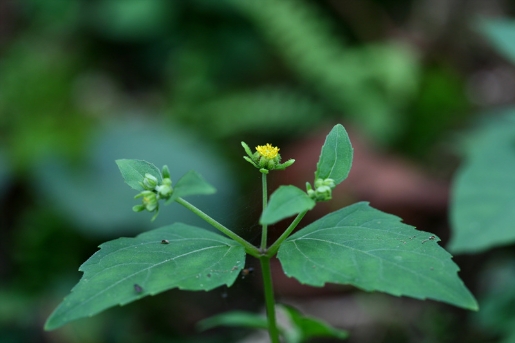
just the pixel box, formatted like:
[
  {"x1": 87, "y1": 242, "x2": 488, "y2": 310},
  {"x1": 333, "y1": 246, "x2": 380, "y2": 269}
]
[
  {"x1": 315, "y1": 124, "x2": 353, "y2": 185},
  {"x1": 197, "y1": 311, "x2": 268, "y2": 331},
  {"x1": 260, "y1": 185, "x2": 315, "y2": 225},
  {"x1": 279, "y1": 305, "x2": 348, "y2": 343},
  {"x1": 449, "y1": 113, "x2": 515, "y2": 253},
  {"x1": 167, "y1": 170, "x2": 216, "y2": 203},
  {"x1": 45, "y1": 223, "x2": 245, "y2": 330},
  {"x1": 478, "y1": 18, "x2": 515, "y2": 64},
  {"x1": 278, "y1": 202, "x2": 478, "y2": 310},
  {"x1": 115, "y1": 159, "x2": 161, "y2": 191}
]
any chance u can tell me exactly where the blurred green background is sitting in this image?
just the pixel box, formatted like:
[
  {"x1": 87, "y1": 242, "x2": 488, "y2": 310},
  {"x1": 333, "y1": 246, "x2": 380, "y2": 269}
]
[{"x1": 2, "y1": 0, "x2": 515, "y2": 342}]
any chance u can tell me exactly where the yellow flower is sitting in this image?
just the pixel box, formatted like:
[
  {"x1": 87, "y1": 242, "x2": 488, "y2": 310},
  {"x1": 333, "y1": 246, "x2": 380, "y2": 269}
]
[{"x1": 256, "y1": 143, "x2": 280, "y2": 159}]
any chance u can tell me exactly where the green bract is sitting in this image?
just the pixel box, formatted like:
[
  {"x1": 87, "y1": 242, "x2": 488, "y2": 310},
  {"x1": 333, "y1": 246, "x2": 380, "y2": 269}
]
[{"x1": 315, "y1": 124, "x2": 353, "y2": 185}]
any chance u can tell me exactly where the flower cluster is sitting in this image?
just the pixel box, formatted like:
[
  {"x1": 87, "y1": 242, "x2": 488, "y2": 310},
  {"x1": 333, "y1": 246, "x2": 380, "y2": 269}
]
[
  {"x1": 241, "y1": 142, "x2": 295, "y2": 173},
  {"x1": 133, "y1": 166, "x2": 173, "y2": 220},
  {"x1": 307, "y1": 178, "x2": 336, "y2": 201}
]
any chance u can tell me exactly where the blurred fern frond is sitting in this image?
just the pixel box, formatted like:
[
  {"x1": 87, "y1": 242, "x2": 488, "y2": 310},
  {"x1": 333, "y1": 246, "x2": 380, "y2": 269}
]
[{"x1": 227, "y1": 0, "x2": 420, "y2": 143}]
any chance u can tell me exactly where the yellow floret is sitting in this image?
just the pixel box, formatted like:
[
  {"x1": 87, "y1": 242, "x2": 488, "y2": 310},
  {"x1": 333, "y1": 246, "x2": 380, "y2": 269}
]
[{"x1": 256, "y1": 143, "x2": 280, "y2": 159}]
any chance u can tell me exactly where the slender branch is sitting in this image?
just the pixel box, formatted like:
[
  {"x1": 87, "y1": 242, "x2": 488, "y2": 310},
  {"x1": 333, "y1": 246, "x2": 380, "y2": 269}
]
[
  {"x1": 266, "y1": 211, "x2": 307, "y2": 257},
  {"x1": 260, "y1": 256, "x2": 281, "y2": 343},
  {"x1": 176, "y1": 198, "x2": 261, "y2": 258},
  {"x1": 260, "y1": 173, "x2": 268, "y2": 250}
]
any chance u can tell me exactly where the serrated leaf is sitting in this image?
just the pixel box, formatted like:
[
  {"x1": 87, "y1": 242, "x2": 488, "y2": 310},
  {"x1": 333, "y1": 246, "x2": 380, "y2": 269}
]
[
  {"x1": 315, "y1": 124, "x2": 353, "y2": 185},
  {"x1": 279, "y1": 305, "x2": 348, "y2": 343},
  {"x1": 260, "y1": 186, "x2": 315, "y2": 225},
  {"x1": 115, "y1": 159, "x2": 162, "y2": 191},
  {"x1": 277, "y1": 202, "x2": 478, "y2": 310},
  {"x1": 167, "y1": 170, "x2": 216, "y2": 203},
  {"x1": 45, "y1": 223, "x2": 245, "y2": 330},
  {"x1": 449, "y1": 113, "x2": 515, "y2": 253},
  {"x1": 478, "y1": 18, "x2": 515, "y2": 64},
  {"x1": 197, "y1": 311, "x2": 268, "y2": 331}
]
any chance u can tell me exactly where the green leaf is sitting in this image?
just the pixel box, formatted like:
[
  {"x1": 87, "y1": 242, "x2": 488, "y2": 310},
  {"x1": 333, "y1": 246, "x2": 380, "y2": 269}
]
[
  {"x1": 167, "y1": 170, "x2": 216, "y2": 203},
  {"x1": 115, "y1": 159, "x2": 162, "y2": 191},
  {"x1": 260, "y1": 185, "x2": 316, "y2": 225},
  {"x1": 45, "y1": 223, "x2": 245, "y2": 330},
  {"x1": 197, "y1": 306, "x2": 348, "y2": 343},
  {"x1": 478, "y1": 18, "x2": 515, "y2": 64},
  {"x1": 197, "y1": 311, "x2": 268, "y2": 331},
  {"x1": 277, "y1": 202, "x2": 478, "y2": 310},
  {"x1": 315, "y1": 124, "x2": 353, "y2": 185},
  {"x1": 279, "y1": 305, "x2": 348, "y2": 343},
  {"x1": 449, "y1": 113, "x2": 515, "y2": 253}
]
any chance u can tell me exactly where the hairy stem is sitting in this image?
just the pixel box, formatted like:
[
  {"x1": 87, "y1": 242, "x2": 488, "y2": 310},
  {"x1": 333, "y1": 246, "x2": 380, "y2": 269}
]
[
  {"x1": 260, "y1": 256, "x2": 281, "y2": 343},
  {"x1": 176, "y1": 198, "x2": 260, "y2": 258}
]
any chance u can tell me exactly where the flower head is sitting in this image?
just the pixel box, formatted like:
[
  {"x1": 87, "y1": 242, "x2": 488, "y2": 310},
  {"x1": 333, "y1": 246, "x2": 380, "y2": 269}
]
[
  {"x1": 241, "y1": 141, "x2": 295, "y2": 173},
  {"x1": 256, "y1": 144, "x2": 280, "y2": 159}
]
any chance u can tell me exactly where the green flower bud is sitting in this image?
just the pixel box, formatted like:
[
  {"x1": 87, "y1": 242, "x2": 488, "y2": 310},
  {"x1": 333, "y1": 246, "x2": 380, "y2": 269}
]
[
  {"x1": 156, "y1": 178, "x2": 173, "y2": 198},
  {"x1": 142, "y1": 173, "x2": 158, "y2": 190},
  {"x1": 161, "y1": 165, "x2": 171, "y2": 179},
  {"x1": 307, "y1": 179, "x2": 334, "y2": 201},
  {"x1": 135, "y1": 190, "x2": 158, "y2": 212}
]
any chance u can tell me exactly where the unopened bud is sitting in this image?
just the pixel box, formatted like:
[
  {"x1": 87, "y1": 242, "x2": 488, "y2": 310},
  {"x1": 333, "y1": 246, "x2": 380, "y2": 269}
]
[{"x1": 142, "y1": 173, "x2": 158, "y2": 190}]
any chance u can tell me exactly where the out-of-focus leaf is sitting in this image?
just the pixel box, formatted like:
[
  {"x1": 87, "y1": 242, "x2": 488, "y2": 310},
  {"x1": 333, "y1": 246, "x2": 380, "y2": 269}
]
[
  {"x1": 197, "y1": 311, "x2": 268, "y2": 331},
  {"x1": 197, "y1": 306, "x2": 348, "y2": 343},
  {"x1": 279, "y1": 305, "x2": 348, "y2": 343},
  {"x1": 33, "y1": 120, "x2": 237, "y2": 237},
  {"x1": 475, "y1": 258, "x2": 515, "y2": 343},
  {"x1": 168, "y1": 170, "x2": 216, "y2": 203},
  {"x1": 315, "y1": 124, "x2": 353, "y2": 185},
  {"x1": 278, "y1": 202, "x2": 478, "y2": 310},
  {"x1": 260, "y1": 186, "x2": 315, "y2": 225},
  {"x1": 0, "y1": 150, "x2": 11, "y2": 197},
  {"x1": 87, "y1": 0, "x2": 174, "y2": 41},
  {"x1": 449, "y1": 111, "x2": 515, "y2": 253},
  {"x1": 45, "y1": 223, "x2": 245, "y2": 330},
  {"x1": 478, "y1": 18, "x2": 515, "y2": 64}
]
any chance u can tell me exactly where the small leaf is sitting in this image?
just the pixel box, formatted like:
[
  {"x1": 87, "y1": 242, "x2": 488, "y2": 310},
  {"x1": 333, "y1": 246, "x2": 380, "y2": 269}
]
[
  {"x1": 260, "y1": 185, "x2": 316, "y2": 225},
  {"x1": 116, "y1": 159, "x2": 162, "y2": 191},
  {"x1": 449, "y1": 113, "x2": 515, "y2": 253},
  {"x1": 45, "y1": 224, "x2": 245, "y2": 330},
  {"x1": 278, "y1": 202, "x2": 478, "y2": 310},
  {"x1": 198, "y1": 311, "x2": 268, "y2": 331},
  {"x1": 279, "y1": 305, "x2": 348, "y2": 343},
  {"x1": 315, "y1": 124, "x2": 353, "y2": 185},
  {"x1": 167, "y1": 170, "x2": 216, "y2": 203}
]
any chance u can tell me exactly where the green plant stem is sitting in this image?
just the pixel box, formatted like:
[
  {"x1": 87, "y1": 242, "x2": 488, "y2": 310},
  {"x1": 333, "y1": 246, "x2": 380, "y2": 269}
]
[
  {"x1": 176, "y1": 198, "x2": 261, "y2": 258},
  {"x1": 260, "y1": 256, "x2": 281, "y2": 343},
  {"x1": 261, "y1": 172, "x2": 268, "y2": 250},
  {"x1": 266, "y1": 211, "x2": 307, "y2": 256}
]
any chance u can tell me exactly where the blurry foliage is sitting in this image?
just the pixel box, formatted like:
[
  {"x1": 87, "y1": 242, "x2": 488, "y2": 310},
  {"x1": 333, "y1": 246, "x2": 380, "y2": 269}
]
[
  {"x1": 449, "y1": 18, "x2": 515, "y2": 253},
  {"x1": 448, "y1": 17, "x2": 515, "y2": 343},
  {"x1": 449, "y1": 110, "x2": 515, "y2": 253},
  {"x1": 475, "y1": 258, "x2": 515, "y2": 343},
  {"x1": 32, "y1": 120, "x2": 238, "y2": 237}
]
